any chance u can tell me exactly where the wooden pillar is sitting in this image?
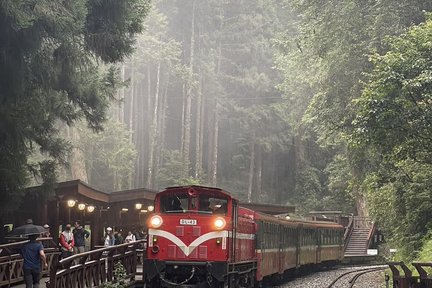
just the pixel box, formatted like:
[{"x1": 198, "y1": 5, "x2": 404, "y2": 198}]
[{"x1": 92, "y1": 208, "x2": 100, "y2": 248}]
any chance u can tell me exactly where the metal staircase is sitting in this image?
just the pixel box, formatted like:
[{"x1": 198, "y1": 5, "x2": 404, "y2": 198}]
[
  {"x1": 344, "y1": 227, "x2": 370, "y2": 256},
  {"x1": 344, "y1": 216, "x2": 375, "y2": 257}
]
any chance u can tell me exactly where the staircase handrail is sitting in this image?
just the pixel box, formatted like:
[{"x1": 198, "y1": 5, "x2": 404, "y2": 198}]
[
  {"x1": 354, "y1": 216, "x2": 373, "y2": 229},
  {"x1": 366, "y1": 221, "x2": 377, "y2": 250},
  {"x1": 343, "y1": 216, "x2": 354, "y2": 252}
]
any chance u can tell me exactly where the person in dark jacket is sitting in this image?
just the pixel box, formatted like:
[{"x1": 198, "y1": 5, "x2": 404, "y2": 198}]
[
  {"x1": 21, "y1": 234, "x2": 48, "y2": 288},
  {"x1": 73, "y1": 221, "x2": 90, "y2": 254}
]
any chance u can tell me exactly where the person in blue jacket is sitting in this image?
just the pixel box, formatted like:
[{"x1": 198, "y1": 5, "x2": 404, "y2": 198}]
[
  {"x1": 73, "y1": 221, "x2": 90, "y2": 253},
  {"x1": 21, "y1": 234, "x2": 48, "y2": 288}
]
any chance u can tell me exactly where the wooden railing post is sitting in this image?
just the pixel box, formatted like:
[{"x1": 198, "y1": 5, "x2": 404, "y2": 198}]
[{"x1": 47, "y1": 239, "x2": 145, "y2": 288}]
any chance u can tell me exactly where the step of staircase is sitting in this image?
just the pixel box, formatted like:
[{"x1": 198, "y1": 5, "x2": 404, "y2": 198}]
[{"x1": 344, "y1": 227, "x2": 371, "y2": 256}]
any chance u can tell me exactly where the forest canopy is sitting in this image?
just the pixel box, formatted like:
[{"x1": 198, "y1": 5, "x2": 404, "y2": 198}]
[
  {"x1": 1, "y1": 0, "x2": 432, "y2": 261},
  {"x1": 0, "y1": 0, "x2": 150, "y2": 214}
]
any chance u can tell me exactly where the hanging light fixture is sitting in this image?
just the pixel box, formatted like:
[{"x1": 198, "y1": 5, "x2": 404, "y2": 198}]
[
  {"x1": 78, "y1": 203, "x2": 86, "y2": 210},
  {"x1": 121, "y1": 208, "x2": 129, "y2": 212},
  {"x1": 148, "y1": 205, "x2": 154, "y2": 212},
  {"x1": 87, "y1": 205, "x2": 95, "y2": 213},
  {"x1": 67, "y1": 200, "x2": 76, "y2": 207},
  {"x1": 135, "y1": 203, "x2": 142, "y2": 210}
]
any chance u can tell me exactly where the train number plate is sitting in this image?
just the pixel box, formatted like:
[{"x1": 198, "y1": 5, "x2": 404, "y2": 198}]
[{"x1": 180, "y1": 219, "x2": 197, "y2": 225}]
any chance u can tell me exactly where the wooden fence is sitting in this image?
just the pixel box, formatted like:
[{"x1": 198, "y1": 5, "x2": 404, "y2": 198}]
[
  {"x1": 0, "y1": 238, "x2": 144, "y2": 288},
  {"x1": 0, "y1": 238, "x2": 58, "y2": 287}
]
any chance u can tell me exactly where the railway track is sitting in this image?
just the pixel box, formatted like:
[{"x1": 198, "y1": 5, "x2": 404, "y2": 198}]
[
  {"x1": 326, "y1": 265, "x2": 387, "y2": 288},
  {"x1": 275, "y1": 265, "x2": 387, "y2": 288}
]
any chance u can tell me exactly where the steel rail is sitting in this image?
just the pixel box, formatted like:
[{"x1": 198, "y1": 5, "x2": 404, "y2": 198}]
[{"x1": 326, "y1": 265, "x2": 386, "y2": 288}]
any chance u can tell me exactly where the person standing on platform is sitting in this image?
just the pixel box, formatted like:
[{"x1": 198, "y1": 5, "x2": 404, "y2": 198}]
[
  {"x1": 104, "y1": 227, "x2": 115, "y2": 247},
  {"x1": 21, "y1": 234, "x2": 48, "y2": 288},
  {"x1": 73, "y1": 221, "x2": 90, "y2": 254},
  {"x1": 59, "y1": 224, "x2": 75, "y2": 259},
  {"x1": 125, "y1": 231, "x2": 136, "y2": 243},
  {"x1": 42, "y1": 224, "x2": 50, "y2": 237}
]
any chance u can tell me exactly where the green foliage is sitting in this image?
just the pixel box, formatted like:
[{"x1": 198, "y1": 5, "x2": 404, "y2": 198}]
[
  {"x1": 76, "y1": 118, "x2": 137, "y2": 192},
  {"x1": 291, "y1": 165, "x2": 324, "y2": 215},
  {"x1": 351, "y1": 17, "x2": 432, "y2": 259},
  {"x1": 353, "y1": 17, "x2": 432, "y2": 165},
  {"x1": 417, "y1": 233, "x2": 432, "y2": 262},
  {"x1": 0, "y1": 0, "x2": 150, "y2": 214},
  {"x1": 102, "y1": 262, "x2": 127, "y2": 288},
  {"x1": 274, "y1": 0, "x2": 430, "y2": 217},
  {"x1": 156, "y1": 150, "x2": 202, "y2": 189}
]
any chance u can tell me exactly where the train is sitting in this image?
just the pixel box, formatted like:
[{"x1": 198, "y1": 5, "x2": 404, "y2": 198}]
[{"x1": 143, "y1": 185, "x2": 344, "y2": 288}]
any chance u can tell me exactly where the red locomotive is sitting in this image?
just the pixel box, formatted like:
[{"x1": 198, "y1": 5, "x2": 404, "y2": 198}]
[{"x1": 144, "y1": 185, "x2": 344, "y2": 287}]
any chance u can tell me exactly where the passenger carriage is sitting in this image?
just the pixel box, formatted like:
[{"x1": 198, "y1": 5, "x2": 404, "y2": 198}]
[{"x1": 144, "y1": 185, "x2": 344, "y2": 288}]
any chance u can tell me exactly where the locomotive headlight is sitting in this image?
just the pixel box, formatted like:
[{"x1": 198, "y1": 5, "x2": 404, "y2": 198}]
[
  {"x1": 149, "y1": 215, "x2": 163, "y2": 228},
  {"x1": 214, "y1": 217, "x2": 226, "y2": 230}
]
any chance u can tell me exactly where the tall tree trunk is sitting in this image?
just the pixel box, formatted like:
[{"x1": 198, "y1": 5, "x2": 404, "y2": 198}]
[
  {"x1": 180, "y1": 83, "x2": 186, "y2": 160},
  {"x1": 194, "y1": 74, "x2": 203, "y2": 178},
  {"x1": 247, "y1": 134, "x2": 255, "y2": 203},
  {"x1": 210, "y1": 101, "x2": 219, "y2": 186},
  {"x1": 145, "y1": 65, "x2": 152, "y2": 186},
  {"x1": 70, "y1": 127, "x2": 88, "y2": 183},
  {"x1": 208, "y1": 15, "x2": 224, "y2": 186},
  {"x1": 119, "y1": 63, "x2": 125, "y2": 123},
  {"x1": 182, "y1": 0, "x2": 196, "y2": 178},
  {"x1": 155, "y1": 72, "x2": 170, "y2": 189},
  {"x1": 147, "y1": 62, "x2": 161, "y2": 189},
  {"x1": 135, "y1": 82, "x2": 145, "y2": 187},
  {"x1": 129, "y1": 63, "x2": 135, "y2": 143},
  {"x1": 253, "y1": 145, "x2": 262, "y2": 202},
  {"x1": 128, "y1": 64, "x2": 137, "y2": 189},
  {"x1": 206, "y1": 102, "x2": 214, "y2": 181},
  {"x1": 355, "y1": 192, "x2": 369, "y2": 218}
]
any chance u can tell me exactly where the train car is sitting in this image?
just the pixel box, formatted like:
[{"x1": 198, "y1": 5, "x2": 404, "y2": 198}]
[
  {"x1": 255, "y1": 213, "x2": 344, "y2": 282},
  {"x1": 144, "y1": 185, "x2": 344, "y2": 288},
  {"x1": 144, "y1": 185, "x2": 256, "y2": 287}
]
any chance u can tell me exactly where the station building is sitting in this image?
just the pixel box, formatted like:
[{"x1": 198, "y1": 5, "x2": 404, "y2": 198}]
[{"x1": 2, "y1": 180, "x2": 295, "y2": 248}]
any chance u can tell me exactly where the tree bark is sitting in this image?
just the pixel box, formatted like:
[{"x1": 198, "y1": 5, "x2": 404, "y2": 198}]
[
  {"x1": 194, "y1": 73, "x2": 203, "y2": 178},
  {"x1": 128, "y1": 63, "x2": 135, "y2": 144},
  {"x1": 155, "y1": 72, "x2": 170, "y2": 189},
  {"x1": 70, "y1": 127, "x2": 88, "y2": 183},
  {"x1": 210, "y1": 101, "x2": 219, "y2": 186},
  {"x1": 147, "y1": 62, "x2": 161, "y2": 189},
  {"x1": 254, "y1": 145, "x2": 262, "y2": 202},
  {"x1": 182, "y1": 0, "x2": 196, "y2": 178},
  {"x1": 119, "y1": 63, "x2": 125, "y2": 123},
  {"x1": 247, "y1": 134, "x2": 255, "y2": 203}
]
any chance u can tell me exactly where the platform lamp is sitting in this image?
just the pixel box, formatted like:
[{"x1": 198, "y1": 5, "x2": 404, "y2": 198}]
[
  {"x1": 67, "y1": 200, "x2": 76, "y2": 222},
  {"x1": 77, "y1": 203, "x2": 86, "y2": 223}
]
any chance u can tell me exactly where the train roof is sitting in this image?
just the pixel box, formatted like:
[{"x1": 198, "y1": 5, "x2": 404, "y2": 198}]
[
  {"x1": 255, "y1": 210, "x2": 344, "y2": 229},
  {"x1": 161, "y1": 185, "x2": 233, "y2": 198}
]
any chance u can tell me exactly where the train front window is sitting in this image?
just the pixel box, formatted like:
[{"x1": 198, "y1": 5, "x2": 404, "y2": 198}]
[
  {"x1": 160, "y1": 194, "x2": 188, "y2": 213},
  {"x1": 159, "y1": 193, "x2": 228, "y2": 215},
  {"x1": 198, "y1": 196, "x2": 228, "y2": 215}
]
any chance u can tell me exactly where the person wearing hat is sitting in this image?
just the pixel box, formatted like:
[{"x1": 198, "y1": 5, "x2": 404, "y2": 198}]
[
  {"x1": 42, "y1": 224, "x2": 50, "y2": 237},
  {"x1": 59, "y1": 224, "x2": 75, "y2": 259},
  {"x1": 104, "y1": 227, "x2": 115, "y2": 247}
]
